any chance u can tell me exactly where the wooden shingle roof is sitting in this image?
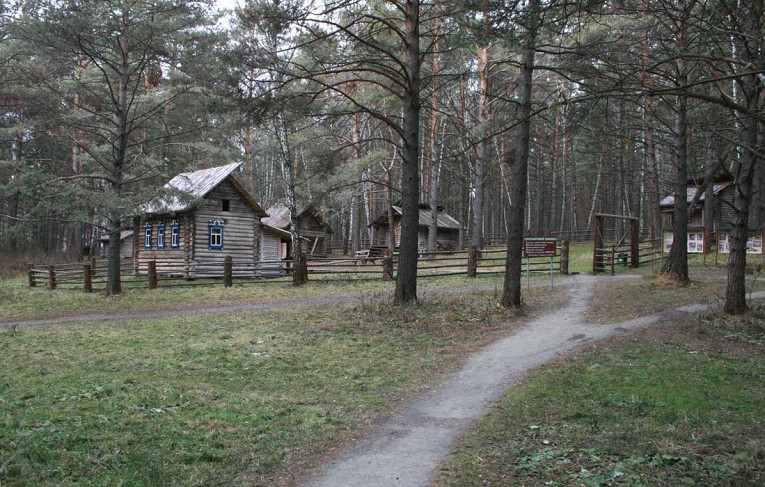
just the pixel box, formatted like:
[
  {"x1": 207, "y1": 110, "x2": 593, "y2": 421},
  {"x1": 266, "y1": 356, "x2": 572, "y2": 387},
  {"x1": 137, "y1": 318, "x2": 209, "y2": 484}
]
[
  {"x1": 140, "y1": 163, "x2": 267, "y2": 217},
  {"x1": 372, "y1": 204, "x2": 461, "y2": 230}
]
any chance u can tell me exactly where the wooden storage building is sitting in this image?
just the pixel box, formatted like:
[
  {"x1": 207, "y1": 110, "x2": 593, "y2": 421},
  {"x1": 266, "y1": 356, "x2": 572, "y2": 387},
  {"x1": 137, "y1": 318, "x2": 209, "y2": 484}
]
[
  {"x1": 134, "y1": 162, "x2": 268, "y2": 277},
  {"x1": 661, "y1": 178, "x2": 763, "y2": 256},
  {"x1": 99, "y1": 230, "x2": 134, "y2": 259},
  {"x1": 261, "y1": 203, "x2": 333, "y2": 257},
  {"x1": 371, "y1": 204, "x2": 461, "y2": 251}
]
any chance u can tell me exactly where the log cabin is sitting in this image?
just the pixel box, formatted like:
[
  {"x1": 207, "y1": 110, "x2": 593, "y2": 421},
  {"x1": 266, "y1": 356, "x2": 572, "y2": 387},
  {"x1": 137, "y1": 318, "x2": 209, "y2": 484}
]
[
  {"x1": 134, "y1": 162, "x2": 268, "y2": 277},
  {"x1": 370, "y1": 204, "x2": 461, "y2": 251},
  {"x1": 661, "y1": 178, "x2": 763, "y2": 256},
  {"x1": 261, "y1": 203, "x2": 333, "y2": 257}
]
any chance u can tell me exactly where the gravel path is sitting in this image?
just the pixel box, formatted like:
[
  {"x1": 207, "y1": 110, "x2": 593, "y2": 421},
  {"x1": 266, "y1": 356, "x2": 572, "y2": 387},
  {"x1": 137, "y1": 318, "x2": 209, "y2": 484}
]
[{"x1": 304, "y1": 276, "x2": 765, "y2": 487}]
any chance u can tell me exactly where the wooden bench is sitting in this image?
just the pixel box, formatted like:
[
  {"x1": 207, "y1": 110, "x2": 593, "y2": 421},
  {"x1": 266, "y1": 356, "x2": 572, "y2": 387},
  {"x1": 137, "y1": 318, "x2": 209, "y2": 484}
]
[{"x1": 355, "y1": 246, "x2": 387, "y2": 264}]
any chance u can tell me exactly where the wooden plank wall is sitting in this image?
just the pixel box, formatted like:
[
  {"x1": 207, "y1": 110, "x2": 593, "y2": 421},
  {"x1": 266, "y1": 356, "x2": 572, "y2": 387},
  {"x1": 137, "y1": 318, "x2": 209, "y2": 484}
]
[{"x1": 193, "y1": 180, "x2": 260, "y2": 276}]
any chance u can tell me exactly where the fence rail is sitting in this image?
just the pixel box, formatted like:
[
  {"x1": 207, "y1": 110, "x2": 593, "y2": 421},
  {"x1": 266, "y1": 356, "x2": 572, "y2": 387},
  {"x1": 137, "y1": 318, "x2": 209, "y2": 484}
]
[{"x1": 28, "y1": 242, "x2": 571, "y2": 292}]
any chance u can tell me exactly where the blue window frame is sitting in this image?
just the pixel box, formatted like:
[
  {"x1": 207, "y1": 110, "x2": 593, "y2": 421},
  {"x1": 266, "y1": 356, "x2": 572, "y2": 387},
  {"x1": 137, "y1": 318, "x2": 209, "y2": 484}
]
[
  {"x1": 144, "y1": 223, "x2": 152, "y2": 249},
  {"x1": 209, "y1": 221, "x2": 223, "y2": 249},
  {"x1": 157, "y1": 223, "x2": 165, "y2": 249},
  {"x1": 170, "y1": 221, "x2": 180, "y2": 248}
]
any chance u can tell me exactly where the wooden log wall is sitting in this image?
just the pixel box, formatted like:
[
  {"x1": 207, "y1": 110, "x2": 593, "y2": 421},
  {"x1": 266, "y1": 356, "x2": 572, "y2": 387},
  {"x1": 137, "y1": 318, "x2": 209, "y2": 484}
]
[{"x1": 193, "y1": 180, "x2": 261, "y2": 277}]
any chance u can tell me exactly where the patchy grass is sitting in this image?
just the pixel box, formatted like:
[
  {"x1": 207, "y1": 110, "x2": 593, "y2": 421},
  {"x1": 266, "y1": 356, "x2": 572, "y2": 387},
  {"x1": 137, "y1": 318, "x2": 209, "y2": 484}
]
[
  {"x1": 0, "y1": 272, "x2": 524, "y2": 322},
  {"x1": 436, "y1": 305, "x2": 765, "y2": 487},
  {"x1": 0, "y1": 286, "x2": 565, "y2": 486},
  {"x1": 585, "y1": 274, "x2": 765, "y2": 324}
]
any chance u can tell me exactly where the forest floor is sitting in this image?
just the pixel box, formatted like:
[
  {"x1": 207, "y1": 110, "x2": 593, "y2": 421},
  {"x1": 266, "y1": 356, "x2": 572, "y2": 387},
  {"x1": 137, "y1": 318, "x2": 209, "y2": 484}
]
[{"x1": 1, "y1": 262, "x2": 763, "y2": 486}]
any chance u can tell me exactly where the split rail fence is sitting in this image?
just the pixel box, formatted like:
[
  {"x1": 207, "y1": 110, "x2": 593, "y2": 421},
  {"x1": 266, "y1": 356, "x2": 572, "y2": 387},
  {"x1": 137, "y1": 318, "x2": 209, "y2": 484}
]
[{"x1": 27, "y1": 242, "x2": 570, "y2": 292}]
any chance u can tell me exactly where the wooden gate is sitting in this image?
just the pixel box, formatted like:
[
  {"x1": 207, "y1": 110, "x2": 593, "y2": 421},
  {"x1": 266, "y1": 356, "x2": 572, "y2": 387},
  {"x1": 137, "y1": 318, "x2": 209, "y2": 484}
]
[{"x1": 592, "y1": 213, "x2": 640, "y2": 274}]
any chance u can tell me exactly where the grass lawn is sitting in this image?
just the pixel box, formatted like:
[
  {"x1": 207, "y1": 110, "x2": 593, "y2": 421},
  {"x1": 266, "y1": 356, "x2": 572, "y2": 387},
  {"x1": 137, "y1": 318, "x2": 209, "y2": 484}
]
[
  {"x1": 0, "y1": 272, "x2": 524, "y2": 322},
  {"x1": 586, "y1": 274, "x2": 765, "y2": 324},
  {"x1": 436, "y1": 305, "x2": 765, "y2": 486},
  {"x1": 0, "y1": 285, "x2": 565, "y2": 486}
]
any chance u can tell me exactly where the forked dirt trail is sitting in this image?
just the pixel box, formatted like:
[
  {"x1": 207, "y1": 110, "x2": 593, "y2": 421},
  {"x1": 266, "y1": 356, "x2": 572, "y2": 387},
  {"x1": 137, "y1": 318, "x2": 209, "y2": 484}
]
[{"x1": 304, "y1": 276, "x2": 765, "y2": 487}]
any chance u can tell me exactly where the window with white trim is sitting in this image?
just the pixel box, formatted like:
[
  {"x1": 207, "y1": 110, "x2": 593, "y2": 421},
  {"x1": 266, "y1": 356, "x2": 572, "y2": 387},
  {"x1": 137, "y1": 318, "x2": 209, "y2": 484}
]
[
  {"x1": 719, "y1": 233, "x2": 730, "y2": 253},
  {"x1": 664, "y1": 232, "x2": 674, "y2": 253},
  {"x1": 144, "y1": 223, "x2": 152, "y2": 249},
  {"x1": 747, "y1": 234, "x2": 763, "y2": 254},
  {"x1": 157, "y1": 223, "x2": 165, "y2": 249},
  {"x1": 687, "y1": 232, "x2": 704, "y2": 253},
  {"x1": 209, "y1": 221, "x2": 223, "y2": 249},
  {"x1": 171, "y1": 221, "x2": 180, "y2": 248}
]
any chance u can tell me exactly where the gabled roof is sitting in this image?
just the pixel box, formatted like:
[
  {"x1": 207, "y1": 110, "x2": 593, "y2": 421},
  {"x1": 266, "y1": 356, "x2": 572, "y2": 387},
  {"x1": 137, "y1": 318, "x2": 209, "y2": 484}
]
[
  {"x1": 262, "y1": 223, "x2": 292, "y2": 240},
  {"x1": 262, "y1": 203, "x2": 333, "y2": 233},
  {"x1": 372, "y1": 204, "x2": 461, "y2": 230},
  {"x1": 660, "y1": 181, "x2": 732, "y2": 207},
  {"x1": 140, "y1": 162, "x2": 267, "y2": 217}
]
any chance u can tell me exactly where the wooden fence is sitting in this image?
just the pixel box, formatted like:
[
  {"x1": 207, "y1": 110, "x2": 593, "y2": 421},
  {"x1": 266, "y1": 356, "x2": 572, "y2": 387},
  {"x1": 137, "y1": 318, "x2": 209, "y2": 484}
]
[
  {"x1": 27, "y1": 243, "x2": 569, "y2": 292},
  {"x1": 594, "y1": 238, "x2": 662, "y2": 276}
]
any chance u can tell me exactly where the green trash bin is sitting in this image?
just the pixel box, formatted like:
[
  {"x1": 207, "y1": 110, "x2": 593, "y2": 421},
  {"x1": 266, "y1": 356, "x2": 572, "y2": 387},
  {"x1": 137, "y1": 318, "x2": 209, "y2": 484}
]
[{"x1": 617, "y1": 252, "x2": 628, "y2": 265}]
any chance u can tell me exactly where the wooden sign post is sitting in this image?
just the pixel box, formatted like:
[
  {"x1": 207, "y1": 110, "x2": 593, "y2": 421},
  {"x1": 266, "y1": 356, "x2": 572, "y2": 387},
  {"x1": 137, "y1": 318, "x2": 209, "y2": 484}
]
[{"x1": 523, "y1": 238, "x2": 557, "y2": 289}]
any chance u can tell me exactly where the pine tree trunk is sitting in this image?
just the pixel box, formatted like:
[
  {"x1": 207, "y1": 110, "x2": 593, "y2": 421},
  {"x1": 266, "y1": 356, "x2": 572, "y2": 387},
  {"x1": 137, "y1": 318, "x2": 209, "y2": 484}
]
[
  {"x1": 472, "y1": 43, "x2": 489, "y2": 250},
  {"x1": 662, "y1": 38, "x2": 689, "y2": 282},
  {"x1": 502, "y1": 0, "x2": 537, "y2": 308},
  {"x1": 394, "y1": 0, "x2": 421, "y2": 305},
  {"x1": 724, "y1": 0, "x2": 761, "y2": 314}
]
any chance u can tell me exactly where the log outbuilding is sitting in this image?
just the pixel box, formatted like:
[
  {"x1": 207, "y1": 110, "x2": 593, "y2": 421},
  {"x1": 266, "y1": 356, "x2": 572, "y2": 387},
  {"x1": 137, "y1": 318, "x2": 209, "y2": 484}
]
[
  {"x1": 371, "y1": 204, "x2": 461, "y2": 251},
  {"x1": 261, "y1": 203, "x2": 333, "y2": 257},
  {"x1": 660, "y1": 178, "x2": 763, "y2": 256}
]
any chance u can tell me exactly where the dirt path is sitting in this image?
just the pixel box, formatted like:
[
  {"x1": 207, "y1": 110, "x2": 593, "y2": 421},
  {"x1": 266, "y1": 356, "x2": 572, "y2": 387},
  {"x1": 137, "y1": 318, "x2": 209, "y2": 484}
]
[{"x1": 304, "y1": 276, "x2": 765, "y2": 487}]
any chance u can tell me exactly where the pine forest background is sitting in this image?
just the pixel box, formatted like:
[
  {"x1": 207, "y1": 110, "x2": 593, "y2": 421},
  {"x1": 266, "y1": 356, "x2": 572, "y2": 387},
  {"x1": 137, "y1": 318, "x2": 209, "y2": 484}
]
[{"x1": 0, "y1": 0, "x2": 763, "y2": 264}]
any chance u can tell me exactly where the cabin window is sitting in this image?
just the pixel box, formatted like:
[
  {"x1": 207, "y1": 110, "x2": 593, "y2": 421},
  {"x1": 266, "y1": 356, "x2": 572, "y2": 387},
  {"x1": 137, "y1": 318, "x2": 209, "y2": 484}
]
[
  {"x1": 157, "y1": 223, "x2": 165, "y2": 249},
  {"x1": 687, "y1": 232, "x2": 704, "y2": 253},
  {"x1": 663, "y1": 232, "x2": 673, "y2": 253},
  {"x1": 144, "y1": 223, "x2": 152, "y2": 249},
  {"x1": 719, "y1": 233, "x2": 730, "y2": 253},
  {"x1": 748, "y1": 234, "x2": 763, "y2": 254},
  {"x1": 222, "y1": 199, "x2": 230, "y2": 212},
  {"x1": 171, "y1": 221, "x2": 180, "y2": 248},
  {"x1": 209, "y1": 221, "x2": 223, "y2": 249}
]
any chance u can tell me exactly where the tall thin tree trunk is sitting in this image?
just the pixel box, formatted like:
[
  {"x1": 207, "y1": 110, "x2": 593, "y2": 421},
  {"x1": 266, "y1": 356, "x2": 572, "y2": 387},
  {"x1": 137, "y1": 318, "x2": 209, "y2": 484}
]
[
  {"x1": 472, "y1": 43, "x2": 490, "y2": 250},
  {"x1": 394, "y1": 0, "x2": 421, "y2": 304},
  {"x1": 502, "y1": 0, "x2": 537, "y2": 308},
  {"x1": 724, "y1": 0, "x2": 762, "y2": 314},
  {"x1": 427, "y1": 10, "x2": 441, "y2": 254}
]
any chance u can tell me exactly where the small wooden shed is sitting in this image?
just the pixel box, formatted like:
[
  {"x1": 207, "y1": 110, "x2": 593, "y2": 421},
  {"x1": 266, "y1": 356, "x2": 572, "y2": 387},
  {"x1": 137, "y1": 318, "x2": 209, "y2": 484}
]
[
  {"x1": 371, "y1": 204, "x2": 461, "y2": 251},
  {"x1": 261, "y1": 203, "x2": 333, "y2": 257},
  {"x1": 99, "y1": 230, "x2": 134, "y2": 259},
  {"x1": 135, "y1": 162, "x2": 268, "y2": 277}
]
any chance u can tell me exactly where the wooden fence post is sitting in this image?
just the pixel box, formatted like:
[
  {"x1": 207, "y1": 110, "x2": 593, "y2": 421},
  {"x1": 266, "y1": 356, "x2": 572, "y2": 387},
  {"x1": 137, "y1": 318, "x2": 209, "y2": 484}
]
[
  {"x1": 560, "y1": 240, "x2": 569, "y2": 274},
  {"x1": 630, "y1": 219, "x2": 639, "y2": 268},
  {"x1": 593, "y1": 215, "x2": 604, "y2": 273},
  {"x1": 48, "y1": 265, "x2": 56, "y2": 290},
  {"x1": 27, "y1": 263, "x2": 36, "y2": 287},
  {"x1": 467, "y1": 245, "x2": 477, "y2": 277},
  {"x1": 224, "y1": 256, "x2": 233, "y2": 288},
  {"x1": 83, "y1": 264, "x2": 92, "y2": 293},
  {"x1": 382, "y1": 250, "x2": 394, "y2": 280},
  {"x1": 90, "y1": 256, "x2": 97, "y2": 278},
  {"x1": 148, "y1": 260, "x2": 157, "y2": 289}
]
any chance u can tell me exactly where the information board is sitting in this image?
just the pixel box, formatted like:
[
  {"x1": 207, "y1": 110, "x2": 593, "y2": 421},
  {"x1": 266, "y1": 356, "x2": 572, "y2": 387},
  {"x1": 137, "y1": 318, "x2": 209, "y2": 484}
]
[{"x1": 523, "y1": 238, "x2": 557, "y2": 258}]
